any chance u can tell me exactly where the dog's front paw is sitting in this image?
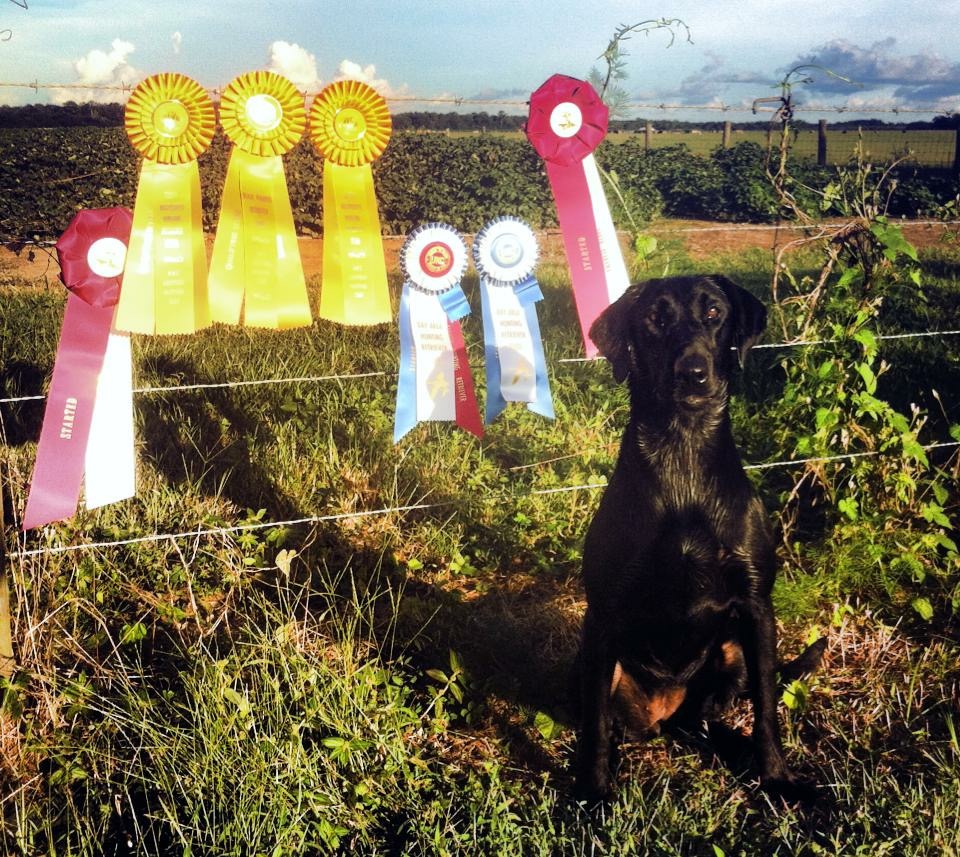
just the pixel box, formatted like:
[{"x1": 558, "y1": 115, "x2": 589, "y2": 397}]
[{"x1": 760, "y1": 773, "x2": 820, "y2": 804}]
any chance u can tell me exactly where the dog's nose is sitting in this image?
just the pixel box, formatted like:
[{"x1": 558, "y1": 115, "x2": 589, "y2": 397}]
[{"x1": 676, "y1": 354, "x2": 709, "y2": 386}]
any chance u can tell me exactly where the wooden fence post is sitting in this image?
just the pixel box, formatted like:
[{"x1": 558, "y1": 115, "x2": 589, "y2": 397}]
[
  {"x1": 645, "y1": 120, "x2": 652, "y2": 152},
  {"x1": 818, "y1": 119, "x2": 828, "y2": 166},
  {"x1": 0, "y1": 464, "x2": 14, "y2": 678},
  {"x1": 722, "y1": 121, "x2": 732, "y2": 149}
]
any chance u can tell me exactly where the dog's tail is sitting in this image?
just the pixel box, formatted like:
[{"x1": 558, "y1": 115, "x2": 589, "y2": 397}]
[{"x1": 777, "y1": 637, "x2": 827, "y2": 685}]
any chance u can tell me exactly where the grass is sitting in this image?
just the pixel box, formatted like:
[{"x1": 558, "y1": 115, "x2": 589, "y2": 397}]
[{"x1": 1, "y1": 235, "x2": 959, "y2": 854}]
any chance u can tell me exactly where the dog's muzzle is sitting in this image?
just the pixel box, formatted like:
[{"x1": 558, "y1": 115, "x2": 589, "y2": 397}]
[{"x1": 674, "y1": 352, "x2": 714, "y2": 401}]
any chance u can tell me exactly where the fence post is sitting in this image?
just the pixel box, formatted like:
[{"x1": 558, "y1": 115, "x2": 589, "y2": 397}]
[
  {"x1": 818, "y1": 119, "x2": 828, "y2": 166},
  {"x1": 0, "y1": 464, "x2": 14, "y2": 678},
  {"x1": 645, "y1": 120, "x2": 652, "y2": 152},
  {"x1": 722, "y1": 121, "x2": 732, "y2": 149}
]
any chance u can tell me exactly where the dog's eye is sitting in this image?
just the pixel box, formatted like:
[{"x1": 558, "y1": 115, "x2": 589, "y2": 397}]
[{"x1": 705, "y1": 305, "x2": 721, "y2": 323}]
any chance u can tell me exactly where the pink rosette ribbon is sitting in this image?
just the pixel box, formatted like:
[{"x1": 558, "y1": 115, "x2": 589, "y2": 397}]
[
  {"x1": 23, "y1": 208, "x2": 137, "y2": 530},
  {"x1": 526, "y1": 74, "x2": 630, "y2": 356}
]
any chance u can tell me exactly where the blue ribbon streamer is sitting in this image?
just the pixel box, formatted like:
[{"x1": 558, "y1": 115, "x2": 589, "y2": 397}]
[
  {"x1": 394, "y1": 283, "x2": 418, "y2": 442},
  {"x1": 481, "y1": 274, "x2": 554, "y2": 423},
  {"x1": 438, "y1": 283, "x2": 470, "y2": 322}
]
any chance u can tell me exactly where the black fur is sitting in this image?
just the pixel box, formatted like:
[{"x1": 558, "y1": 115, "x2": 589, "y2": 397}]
[{"x1": 574, "y1": 275, "x2": 821, "y2": 803}]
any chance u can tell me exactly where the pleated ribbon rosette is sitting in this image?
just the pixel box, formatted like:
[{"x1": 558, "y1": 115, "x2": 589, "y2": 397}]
[
  {"x1": 209, "y1": 71, "x2": 312, "y2": 328},
  {"x1": 23, "y1": 208, "x2": 137, "y2": 530},
  {"x1": 473, "y1": 217, "x2": 554, "y2": 424},
  {"x1": 526, "y1": 74, "x2": 630, "y2": 357},
  {"x1": 394, "y1": 224, "x2": 484, "y2": 442},
  {"x1": 117, "y1": 73, "x2": 215, "y2": 334},
  {"x1": 309, "y1": 80, "x2": 392, "y2": 326}
]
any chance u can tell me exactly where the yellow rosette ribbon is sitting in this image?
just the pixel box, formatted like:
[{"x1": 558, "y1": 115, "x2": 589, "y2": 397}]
[
  {"x1": 118, "y1": 73, "x2": 215, "y2": 334},
  {"x1": 209, "y1": 71, "x2": 312, "y2": 328},
  {"x1": 309, "y1": 80, "x2": 392, "y2": 325}
]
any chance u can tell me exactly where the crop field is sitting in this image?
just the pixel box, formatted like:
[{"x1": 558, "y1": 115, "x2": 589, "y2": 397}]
[
  {"x1": 443, "y1": 127, "x2": 959, "y2": 168},
  {"x1": 1, "y1": 213, "x2": 960, "y2": 852}
]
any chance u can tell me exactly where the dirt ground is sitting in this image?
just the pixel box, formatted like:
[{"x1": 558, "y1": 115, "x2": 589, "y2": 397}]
[{"x1": 1, "y1": 220, "x2": 956, "y2": 286}]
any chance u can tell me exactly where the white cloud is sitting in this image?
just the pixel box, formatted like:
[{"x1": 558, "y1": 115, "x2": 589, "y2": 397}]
[
  {"x1": 171, "y1": 31, "x2": 182, "y2": 55},
  {"x1": 335, "y1": 59, "x2": 408, "y2": 98},
  {"x1": 267, "y1": 40, "x2": 321, "y2": 90},
  {"x1": 52, "y1": 38, "x2": 143, "y2": 104}
]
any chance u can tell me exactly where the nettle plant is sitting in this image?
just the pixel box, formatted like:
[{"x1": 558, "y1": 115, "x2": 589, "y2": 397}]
[{"x1": 767, "y1": 114, "x2": 959, "y2": 618}]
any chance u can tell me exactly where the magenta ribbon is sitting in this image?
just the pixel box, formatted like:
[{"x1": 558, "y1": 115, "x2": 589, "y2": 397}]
[
  {"x1": 448, "y1": 321, "x2": 484, "y2": 439},
  {"x1": 526, "y1": 74, "x2": 610, "y2": 357},
  {"x1": 22, "y1": 207, "x2": 132, "y2": 530}
]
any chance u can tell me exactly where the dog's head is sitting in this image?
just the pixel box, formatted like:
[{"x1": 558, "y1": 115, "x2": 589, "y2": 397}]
[{"x1": 589, "y1": 275, "x2": 767, "y2": 409}]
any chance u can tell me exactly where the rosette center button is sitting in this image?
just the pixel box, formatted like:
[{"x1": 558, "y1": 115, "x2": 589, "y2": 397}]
[
  {"x1": 334, "y1": 107, "x2": 367, "y2": 143},
  {"x1": 86, "y1": 237, "x2": 127, "y2": 278},
  {"x1": 490, "y1": 234, "x2": 523, "y2": 269},
  {"x1": 245, "y1": 94, "x2": 283, "y2": 133},
  {"x1": 549, "y1": 102, "x2": 583, "y2": 138},
  {"x1": 152, "y1": 101, "x2": 190, "y2": 139}
]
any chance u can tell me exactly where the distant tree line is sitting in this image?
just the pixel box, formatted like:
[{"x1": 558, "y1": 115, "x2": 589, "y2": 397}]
[{"x1": 1, "y1": 101, "x2": 957, "y2": 132}]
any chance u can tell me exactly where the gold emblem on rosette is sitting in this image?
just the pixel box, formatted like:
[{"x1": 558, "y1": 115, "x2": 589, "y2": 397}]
[
  {"x1": 124, "y1": 73, "x2": 215, "y2": 164},
  {"x1": 218, "y1": 71, "x2": 306, "y2": 157},
  {"x1": 309, "y1": 80, "x2": 391, "y2": 167}
]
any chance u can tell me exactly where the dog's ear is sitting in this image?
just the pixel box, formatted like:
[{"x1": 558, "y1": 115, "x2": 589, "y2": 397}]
[
  {"x1": 589, "y1": 285, "x2": 641, "y2": 383},
  {"x1": 709, "y1": 275, "x2": 767, "y2": 368}
]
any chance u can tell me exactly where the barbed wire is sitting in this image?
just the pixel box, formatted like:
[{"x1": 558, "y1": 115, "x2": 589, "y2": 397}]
[
  {"x1": 0, "y1": 79, "x2": 958, "y2": 116},
  {"x1": 7, "y1": 439, "x2": 958, "y2": 560}
]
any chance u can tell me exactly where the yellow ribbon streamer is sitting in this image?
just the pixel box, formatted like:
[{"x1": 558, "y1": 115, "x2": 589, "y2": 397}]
[
  {"x1": 209, "y1": 71, "x2": 311, "y2": 329},
  {"x1": 310, "y1": 80, "x2": 392, "y2": 326},
  {"x1": 117, "y1": 73, "x2": 214, "y2": 334}
]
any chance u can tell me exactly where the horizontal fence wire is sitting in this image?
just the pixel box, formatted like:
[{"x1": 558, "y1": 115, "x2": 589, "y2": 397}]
[
  {"x1": 8, "y1": 440, "x2": 959, "y2": 560},
  {"x1": 1, "y1": 328, "x2": 959, "y2": 406},
  {"x1": 1, "y1": 79, "x2": 959, "y2": 116}
]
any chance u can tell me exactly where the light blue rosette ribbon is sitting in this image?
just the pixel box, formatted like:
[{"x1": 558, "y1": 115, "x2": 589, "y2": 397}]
[
  {"x1": 473, "y1": 217, "x2": 554, "y2": 424},
  {"x1": 395, "y1": 223, "x2": 482, "y2": 442}
]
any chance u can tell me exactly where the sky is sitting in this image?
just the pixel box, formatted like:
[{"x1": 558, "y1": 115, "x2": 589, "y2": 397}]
[{"x1": 2, "y1": 0, "x2": 960, "y2": 121}]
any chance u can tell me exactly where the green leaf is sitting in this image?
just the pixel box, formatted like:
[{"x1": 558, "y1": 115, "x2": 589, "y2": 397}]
[
  {"x1": 911, "y1": 597, "x2": 934, "y2": 621},
  {"x1": 534, "y1": 710, "x2": 562, "y2": 740},
  {"x1": 856, "y1": 362, "x2": 877, "y2": 395},
  {"x1": 120, "y1": 621, "x2": 147, "y2": 645},
  {"x1": 837, "y1": 497, "x2": 859, "y2": 521}
]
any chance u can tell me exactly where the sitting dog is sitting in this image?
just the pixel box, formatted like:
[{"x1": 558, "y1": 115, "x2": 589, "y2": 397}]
[{"x1": 574, "y1": 274, "x2": 822, "y2": 803}]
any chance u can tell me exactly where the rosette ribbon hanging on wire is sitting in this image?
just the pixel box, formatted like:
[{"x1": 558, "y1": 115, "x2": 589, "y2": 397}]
[
  {"x1": 208, "y1": 71, "x2": 312, "y2": 328},
  {"x1": 473, "y1": 217, "x2": 553, "y2": 424},
  {"x1": 117, "y1": 73, "x2": 215, "y2": 334},
  {"x1": 23, "y1": 208, "x2": 136, "y2": 529},
  {"x1": 394, "y1": 223, "x2": 484, "y2": 442},
  {"x1": 526, "y1": 74, "x2": 630, "y2": 357},
  {"x1": 309, "y1": 80, "x2": 392, "y2": 325}
]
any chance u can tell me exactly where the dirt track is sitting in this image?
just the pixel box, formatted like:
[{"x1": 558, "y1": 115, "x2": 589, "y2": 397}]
[{"x1": 2, "y1": 220, "x2": 956, "y2": 286}]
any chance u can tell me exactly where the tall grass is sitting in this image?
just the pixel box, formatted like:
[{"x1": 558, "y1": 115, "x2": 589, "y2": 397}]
[{"x1": 1, "y1": 243, "x2": 959, "y2": 854}]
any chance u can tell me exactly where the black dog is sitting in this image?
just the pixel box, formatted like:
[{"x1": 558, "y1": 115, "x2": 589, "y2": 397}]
[{"x1": 574, "y1": 274, "x2": 822, "y2": 803}]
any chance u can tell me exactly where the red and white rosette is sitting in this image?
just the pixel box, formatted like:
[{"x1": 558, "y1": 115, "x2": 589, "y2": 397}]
[
  {"x1": 526, "y1": 74, "x2": 630, "y2": 356},
  {"x1": 394, "y1": 223, "x2": 483, "y2": 441},
  {"x1": 23, "y1": 208, "x2": 137, "y2": 529}
]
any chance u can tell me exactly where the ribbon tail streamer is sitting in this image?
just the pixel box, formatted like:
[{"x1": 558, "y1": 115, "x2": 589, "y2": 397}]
[
  {"x1": 320, "y1": 161, "x2": 391, "y2": 326},
  {"x1": 117, "y1": 160, "x2": 209, "y2": 335},
  {"x1": 394, "y1": 284, "x2": 418, "y2": 442},
  {"x1": 84, "y1": 329, "x2": 136, "y2": 508},
  {"x1": 545, "y1": 159, "x2": 608, "y2": 357},
  {"x1": 448, "y1": 320, "x2": 484, "y2": 439},
  {"x1": 23, "y1": 295, "x2": 114, "y2": 529},
  {"x1": 582, "y1": 154, "x2": 630, "y2": 304}
]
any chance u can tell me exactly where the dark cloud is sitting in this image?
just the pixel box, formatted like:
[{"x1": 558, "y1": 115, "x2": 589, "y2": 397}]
[
  {"x1": 647, "y1": 51, "x2": 769, "y2": 104},
  {"x1": 788, "y1": 38, "x2": 960, "y2": 100}
]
